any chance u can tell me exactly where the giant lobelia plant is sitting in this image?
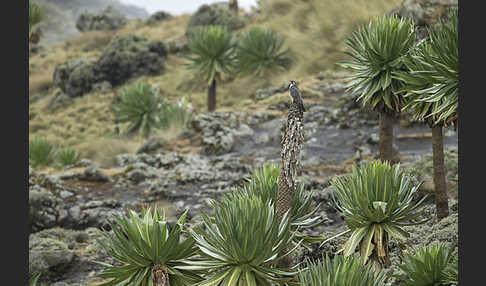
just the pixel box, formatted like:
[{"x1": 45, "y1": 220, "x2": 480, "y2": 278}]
[
  {"x1": 340, "y1": 14, "x2": 416, "y2": 163},
  {"x1": 185, "y1": 195, "x2": 298, "y2": 286},
  {"x1": 96, "y1": 208, "x2": 203, "y2": 286},
  {"x1": 393, "y1": 9, "x2": 458, "y2": 220},
  {"x1": 330, "y1": 160, "x2": 429, "y2": 269}
]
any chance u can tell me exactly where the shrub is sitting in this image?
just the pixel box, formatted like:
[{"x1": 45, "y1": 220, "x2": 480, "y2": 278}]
[
  {"x1": 55, "y1": 147, "x2": 80, "y2": 167},
  {"x1": 29, "y1": 273, "x2": 40, "y2": 286},
  {"x1": 111, "y1": 82, "x2": 188, "y2": 138},
  {"x1": 236, "y1": 27, "x2": 291, "y2": 75},
  {"x1": 29, "y1": 136, "x2": 56, "y2": 168},
  {"x1": 331, "y1": 160, "x2": 429, "y2": 267},
  {"x1": 188, "y1": 195, "x2": 297, "y2": 285},
  {"x1": 29, "y1": 1, "x2": 46, "y2": 40},
  {"x1": 395, "y1": 243, "x2": 458, "y2": 286},
  {"x1": 158, "y1": 97, "x2": 193, "y2": 130},
  {"x1": 96, "y1": 208, "x2": 203, "y2": 286},
  {"x1": 298, "y1": 254, "x2": 387, "y2": 286}
]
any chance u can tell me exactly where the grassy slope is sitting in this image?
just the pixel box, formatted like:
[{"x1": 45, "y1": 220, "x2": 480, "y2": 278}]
[{"x1": 29, "y1": 0, "x2": 401, "y2": 167}]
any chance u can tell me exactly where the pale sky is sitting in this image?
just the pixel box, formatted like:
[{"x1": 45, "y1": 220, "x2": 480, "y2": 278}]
[{"x1": 118, "y1": 0, "x2": 259, "y2": 15}]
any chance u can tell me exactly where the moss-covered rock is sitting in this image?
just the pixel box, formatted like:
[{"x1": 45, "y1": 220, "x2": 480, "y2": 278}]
[
  {"x1": 186, "y1": 3, "x2": 245, "y2": 36},
  {"x1": 52, "y1": 58, "x2": 97, "y2": 98},
  {"x1": 94, "y1": 34, "x2": 168, "y2": 86},
  {"x1": 75, "y1": 5, "x2": 127, "y2": 32},
  {"x1": 53, "y1": 34, "x2": 168, "y2": 97}
]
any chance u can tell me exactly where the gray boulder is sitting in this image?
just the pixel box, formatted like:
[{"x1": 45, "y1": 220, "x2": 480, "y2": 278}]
[
  {"x1": 76, "y1": 5, "x2": 127, "y2": 32},
  {"x1": 29, "y1": 189, "x2": 60, "y2": 233},
  {"x1": 29, "y1": 233, "x2": 75, "y2": 282},
  {"x1": 186, "y1": 3, "x2": 245, "y2": 35},
  {"x1": 397, "y1": 0, "x2": 457, "y2": 26}
]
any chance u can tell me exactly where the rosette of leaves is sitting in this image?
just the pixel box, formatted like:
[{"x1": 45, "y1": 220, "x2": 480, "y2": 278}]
[
  {"x1": 29, "y1": 136, "x2": 56, "y2": 168},
  {"x1": 185, "y1": 25, "x2": 237, "y2": 112},
  {"x1": 186, "y1": 195, "x2": 297, "y2": 286},
  {"x1": 111, "y1": 83, "x2": 165, "y2": 138},
  {"x1": 96, "y1": 208, "x2": 203, "y2": 286},
  {"x1": 339, "y1": 14, "x2": 416, "y2": 162},
  {"x1": 236, "y1": 27, "x2": 291, "y2": 75},
  {"x1": 394, "y1": 9, "x2": 458, "y2": 127},
  {"x1": 330, "y1": 160, "x2": 429, "y2": 268},
  {"x1": 55, "y1": 147, "x2": 81, "y2": 167},
  {"x1": 298, "y1": 254, "x2": 387, "y2": 286},
  {"x1": 340, "y1": 14, "x2": 415, "y2": 112},
  {"x1": 394, "y1": 243, "x2": 458, "y2": 286},
  {"x1": 219, "y1": 163, "x2": 325, "y2": 247}
]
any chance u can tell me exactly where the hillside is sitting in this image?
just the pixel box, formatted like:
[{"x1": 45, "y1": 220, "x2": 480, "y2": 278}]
[{"x1": 29, "y1": 0, "x2": 402, "y2": 166}]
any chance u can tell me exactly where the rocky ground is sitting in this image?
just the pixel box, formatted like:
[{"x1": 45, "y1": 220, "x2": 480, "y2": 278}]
[{"x1": 29, "y1": 75, "x2": 458, "y2": 286}]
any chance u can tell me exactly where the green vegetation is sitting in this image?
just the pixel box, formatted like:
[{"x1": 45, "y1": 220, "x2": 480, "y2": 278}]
[
  {"x1": 236, "y1": 27, "x2": 291, "y2": 75},
  {"x1": 96, "y1": 208, "x2": 203, "y2": 286},
  {"x1": 111, "y1": 82, "x2": 191, "y2": 138},
  {"x1": 298, "y1": 254, "x2": 387, "y2": 286},
  {"x1": 55, "y1": 147, "x2": 81, "y2": 167},
  {"x1": 340, "y1": 14, "x2": 416, "y2": 162},
  {"x1": 29, "y1": 136, "x2": 57, "y2": 168},
  {"x1": 185, "y1": 25, "x2": 237, "y2": 112},
  {"x1": 29, "y1": 273, "x2": 40, "y2": 286},
  {"x1": 29, "y1": 1, "x2": 46, "y2": 42},
  {"x1": 220, "y1": 163, "x2": 324, "y2": 247},
  {"x1": 331, "y1": 160, "x2": 429, "y2": 268},
  {"x1": 394, "y1": 9, "x2": 458, "y2": 220},
  {"x1": 395, "y1": 244, "x2": 458, "y2": 286},
  {"x1": 188, "y1": 195, "x2": 297, "y2": 286}
]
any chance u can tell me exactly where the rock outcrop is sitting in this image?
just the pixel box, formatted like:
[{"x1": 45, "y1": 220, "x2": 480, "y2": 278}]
[
  {"x1": 76, "y1": 5, "x2": 127, "y2": 32},
  {"x1": 53, "y1": 34, "x2": 168, "y2": 97}
]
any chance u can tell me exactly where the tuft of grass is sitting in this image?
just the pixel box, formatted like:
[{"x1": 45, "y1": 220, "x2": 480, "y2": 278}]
[
  {"x1": 55, "y1": 147, "x2": 81, "y2": 167},
  {"x1": 29, "y1": 136, "x2": 56, "y2": 168},
  {"x1": 77, "y1": 137, "x2": 141, "y2": 168}
]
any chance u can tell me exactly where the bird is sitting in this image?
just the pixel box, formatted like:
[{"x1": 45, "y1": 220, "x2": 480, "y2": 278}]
[{"x1": 288, "y1": 80, "x2": 306, "y2": 112}]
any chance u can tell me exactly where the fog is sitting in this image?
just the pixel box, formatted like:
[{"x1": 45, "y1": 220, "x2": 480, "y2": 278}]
[{"x1": 118, "y1": 0, "x2": 258, "y2": 15}]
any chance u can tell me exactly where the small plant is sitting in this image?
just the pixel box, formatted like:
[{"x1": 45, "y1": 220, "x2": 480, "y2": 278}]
[
  {"x1": 29, "y1": 136, "x2": 56, "y2": 168},
  {"x1": 185, "y1": 25, "x2": 237, "y2": 112},
  {"x1": 236, "y1": 27, "x2": 291, "y2": 75},
  {"x1": 220, "y1": 163, "x2": 324, "y2": 247},
  {"x1": 298, "y1": 254, "x2": 387, "y2": 286},
  {"x1": 187, "y1": 195, "x2": 297, "y2": 285},
  {"x1": 55, "y1": 147, "x2": 81, "y2": 167},
  {"x1": 29, "y1": 1, "x2": 46, "y2": 42},
  {"x1": 395, "y1": 244, "x2": 458, "y2": 286},
  {"x1": 111, "y1": 83, "x2": 165, "y2": 138},
  {"x1": 158, "y1": 97, "x2": 193, "y2": 130},
  {"x1": 340, "y1": 14, "x2": 416, "y2": 162},
  {"x1": 29, "y1": 273, "x2": 40, "y2": 286},
  {"x1": 331, "y1": 160, "x2": 429, "y2": 268},
  {"x1": 96, "y1": 208, "x2": 203, "y2": 286}
]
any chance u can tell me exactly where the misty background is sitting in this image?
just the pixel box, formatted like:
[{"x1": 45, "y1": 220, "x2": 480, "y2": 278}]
[
  {"x1": 118, "y1": 0, "x2": 258, "y2": 15},
  {"x1": 36, "y1": 0, "x2": 258, "y2": 44}
]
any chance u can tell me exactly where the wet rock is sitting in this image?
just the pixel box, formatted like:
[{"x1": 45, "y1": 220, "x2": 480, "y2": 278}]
[
  {"x1": 76, "y1": 5, "x2": 127, "y2": 32},
  {"x1": 186, "y1": 3, "x2": 245, "y2": 35}
]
